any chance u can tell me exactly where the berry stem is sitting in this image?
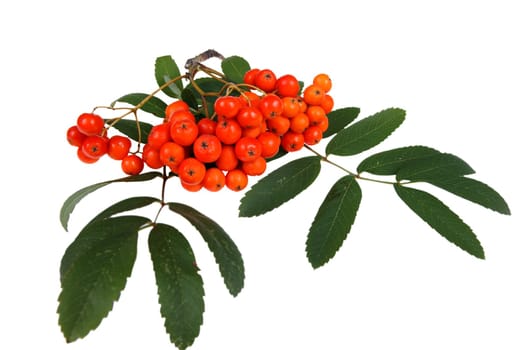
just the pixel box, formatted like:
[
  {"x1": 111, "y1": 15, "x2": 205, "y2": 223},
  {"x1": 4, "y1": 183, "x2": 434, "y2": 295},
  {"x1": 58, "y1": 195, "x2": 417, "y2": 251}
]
[
  {"x1": 103, "y1": 74, "x2": 189, "y2": 126},
  {"x1": 152, "y1": 166, "x2": 169, "y2": 225},
  {"x1": 304, "y1": 144, "x2": 401, "y2": 186}
]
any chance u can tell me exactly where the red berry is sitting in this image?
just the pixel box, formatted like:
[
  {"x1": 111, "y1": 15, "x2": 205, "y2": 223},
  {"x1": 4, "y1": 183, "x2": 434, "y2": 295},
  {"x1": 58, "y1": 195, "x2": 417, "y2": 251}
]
[
  {"x1": 243, "y1": 68, "x2": 260, "y2": 85},
  {"x1": 77, "y1": 113, "x2": 105, "y2": 136},
  {"x1": 236, "y1": 106, "x2": 263, "y2": 129},
  {"x1": 193, "y1": 134, "x2": 222, "y2": 163},
  {"x1": 67, "y1": 125, "x2": 87, "y2": 147},
  {"x1": 81, "y1": 135, "x2": 108, "y2": 159},
  {"x1": 275, "y1": 74, "x2": 300, "y2": 97},
  {"x1": 214, "y1": 96, "x2": 242, "y2": 118},
  {"x1": 76, "y1": 147, "x2": 98, "y2": 163},
  {"x1": 258, "y1": 94, "x2": 283, "y2": 119},
  {"x1": 108, "y1": 135, "x2": 132, "y2": 160},
  {"x1": 121, "y1": 154, "x2": 144, "y2": 175},
  {"x1": 281, "y1": 131, "x2": 304, "y2": 152},
  {"x1": 254, "y1": 69, "x2": 277, "y2": 92},
  {"x1": 147, "y1": 123, "x2": 171, "y2": 150},
  {"x1": 235, "y1": 137, "x2": 262, "y2": 162}
]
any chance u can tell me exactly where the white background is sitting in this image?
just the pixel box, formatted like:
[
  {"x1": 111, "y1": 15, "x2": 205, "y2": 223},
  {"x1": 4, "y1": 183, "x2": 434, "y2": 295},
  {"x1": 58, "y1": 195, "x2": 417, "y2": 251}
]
[{"x1": 1, "y1": 1, "x2": 524, "y2": 349}]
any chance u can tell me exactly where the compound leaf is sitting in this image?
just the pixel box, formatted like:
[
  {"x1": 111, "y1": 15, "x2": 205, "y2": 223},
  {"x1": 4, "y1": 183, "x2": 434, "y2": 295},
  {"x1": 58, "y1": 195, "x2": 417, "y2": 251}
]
[
  {"x1": 58, "y1": 215, "x2": 149, "y2": 342},
  {"x1": 221, "y1": 55, "x2": 250, "y2": 84},
  {"x1": 323, "y1": 107, "x2": 360, "y2": 138},
  {"x1": 155, "y1": 55, "x2": 184, "y2": 98},
  {"x1": 149, "y1": 224, "x2": 205, "y2": 350},
  {"x1": 326, "y1": 108, "x2": 405, "y2": 156},
  {"x1": 306, "y1": 176, "x2": 361, "y2": 268},
  {"x1": 357, "y1": 146, "x2": 440, "y2": 175},
  {"x1": 394, "y1": 184, "x2": 485, "y2": 259},
  {"x1": 168, "y1": 203, "x2": 245, "y2": 296},
  {"x1": 429, "y1": 177, "x2": 511, "y2": 215},
  {"x1": 396, "y1": 153, "x2": 474, "y2": 182},
  {"x1": 239, "y1": 156, "x2": 322, "y2": 217},
  {"x1": 60, "y1": 172, "x2": 162, "y2": 231},
  {"x1": 112, "y1": 93, "x2": 167, "y2": 118}
]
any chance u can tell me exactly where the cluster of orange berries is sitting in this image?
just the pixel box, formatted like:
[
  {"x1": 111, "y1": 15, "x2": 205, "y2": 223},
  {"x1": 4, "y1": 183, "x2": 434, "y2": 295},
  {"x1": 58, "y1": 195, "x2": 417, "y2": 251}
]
[
  {"x1": 66, "y1": 69, "x2": 333, "y2": 192},
  {"x1": 66, "y1": 113, "x2": 141, "y2": 173}
]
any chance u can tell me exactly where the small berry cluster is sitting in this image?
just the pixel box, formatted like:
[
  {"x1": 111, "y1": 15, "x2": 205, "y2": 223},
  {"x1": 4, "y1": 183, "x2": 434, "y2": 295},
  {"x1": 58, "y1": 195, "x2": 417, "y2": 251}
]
[
  {"x1": 66, "y1": 114, "x2": 140, "y2": 174},
  {"x1": 66, "y1": 69, "x2": 333, "y2": 192}
]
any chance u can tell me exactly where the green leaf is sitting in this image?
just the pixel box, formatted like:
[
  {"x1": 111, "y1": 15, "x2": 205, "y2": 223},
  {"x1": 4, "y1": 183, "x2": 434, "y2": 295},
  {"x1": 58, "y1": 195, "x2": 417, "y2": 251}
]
[
  {"x1": 326, "y1": 108, "x2": 405, "y2": 156},
  {"x1": 394, "y1": 184, "x2": 485, "y2": 259},
  {"x1": 60, "y1": 172, "x2": 162, "y2": 231},
  {"x1": 112, "y1": 93, "x2": 167, "y2": 118},
  {"x1": 155, "y1": 55, "x2": 184, "y2": 98},
  {"x1": 429, "y1": 177, "x2": 511, "y2": 215},
  {"x1": 168, "y1": 203, "x2": 245, "y2": 296},
  {"x1": 357, "y1": 146, "x2": 441, "y2": 175},
  {"x1": 108, "y1": 119, "x2": 153, "y2": 143},
  {"x1": 396, "y1": 153, "x2": 474, "y2": 182},
  {"x1": 89, "y1": 196, "x2": 160, "y2": 224},
  {"x1": 239, "y1": 156, "x2": 322, "y2": 217},
  {"x1": 306, "y1": 176, "x2": 362, "y2": 268},
  {"x1": 181, "y1": 88, "x2": 199, "y2": 110},
  {"x1": 221, "y1": 56, "x2": 250, "y2": 84},
  {"x1": 149, "y1": 223, "x2": 205, "y2": 350},
  {"x1": 58, "y1": 215, "x2": 149, "y2": 342},
  {"x1": 323, "y1": 107, "x2": 360, "y2": 138}
]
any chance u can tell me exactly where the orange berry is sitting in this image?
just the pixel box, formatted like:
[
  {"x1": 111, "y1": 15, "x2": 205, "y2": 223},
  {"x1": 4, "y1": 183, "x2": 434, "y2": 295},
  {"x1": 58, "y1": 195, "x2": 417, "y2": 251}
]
[
  {"x1": 281, "y1": 97, "x2": 301, "y2": 118},
  {"x1": 313, "y1": 73, "x2": 332, "y2": 92},
  {"x1": 302, "y1": 84, "x2": 325, "y2": 106},
  {"x1": 306, "y1": 106, "x2": 327, "y2": 125},
  {"x1": 203, "y1": 168, "x2": 226, "y2": 192},
  {"x1": 266, "y1": 116, "x2": 290, "y2": 136},
  {"x1": 178, "y1": 158, "x2": 206, "y2": 185},
  {"x1": 242, "y1": 156, "x2": 267, "y2": 176},
  {"x1": 225, "y1": 169, "x2": 249, "y2": 191},
  {"x1": 290, "y1": 112, "x2": 310, "y2": 133},
  {"x1": 320, "y1": 94, "x2": 334, "y2": 113}
]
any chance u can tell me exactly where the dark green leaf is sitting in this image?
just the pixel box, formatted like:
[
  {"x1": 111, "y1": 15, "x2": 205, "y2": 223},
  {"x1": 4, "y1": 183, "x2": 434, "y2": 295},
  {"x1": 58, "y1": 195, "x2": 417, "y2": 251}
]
[
  {"x1": 357, "y1": 146, "x2": 441, "y2": 175},
  {"x1": 429, "y1": 177, "x2": 511, "y2": 215},
  {"x1": 394, "y1": 184, "x2": 485, "y2": 259},
  {"x1": 60, "y1": 172, "x2": 162, "y2": 231},
  {"x1": 168, "y1": 203, "x2": 244, "y2": 296},
  {"x1": 108, "y1": 119, "x2": 153, "y2": 143},
  {"x1": 396, "y1": 153, "x2": 474, "y2": 182},
  {"x1": 58, "y1": 216, "x2": 149, "y2": 342},
  {"x1": 89, "y1": 196, "x2": 160, "y2": 224},
  {"x1": 326, "y1": 108, "x2": 405, "y2": 156},
  {"x1": 155, "y1": 55, "x2": 184, "y2": 98},
  {"x1": 239, "y1": 156, "x2": 321, "y2": 217},
  {"x1": 181, "y1": 88, "x2": 199, "y2": 110},
  {"x1": 149, "y1": 224, "x2": 204, "y2": 350},
  {"x1": 306, "y1": 176, "x2": 361, "y2": 268},
  {"x1": 221, "y1": 56, "x2": 250, "y2": 84},
  {"x1": 323, "y1": 107, "x2": 360, "y2": 138},
  {"x1": 112, "y1": 93, "x2": 167, "y2": 118}
]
